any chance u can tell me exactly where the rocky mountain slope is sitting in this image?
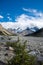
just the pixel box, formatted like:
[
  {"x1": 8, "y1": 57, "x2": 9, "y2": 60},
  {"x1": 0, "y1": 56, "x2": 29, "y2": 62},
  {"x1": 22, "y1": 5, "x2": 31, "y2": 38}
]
[
  {"x1": 0, "y1": 24, "x2": 12, "y2": 35},
  {"x1": 27, "y1": 28, "x2": 43, "y2": 37},
  {"x1": 20, "y1": 27, "x2": 39, "y2": 36}
]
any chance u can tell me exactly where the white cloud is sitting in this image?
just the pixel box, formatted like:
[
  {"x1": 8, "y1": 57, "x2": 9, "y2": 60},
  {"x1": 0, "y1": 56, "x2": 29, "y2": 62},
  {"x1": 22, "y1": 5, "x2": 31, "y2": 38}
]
[
  {"x1": 0, "y1": 15, "x2": 4, "y2": 19},
  {"x1": 23, "y1": 8, "x2": 37, "y2": 13},
  {"x1": 0, "y1": 8, "x2": 43, "y2": 30},
  {"x1": 7, "y1": 16, "x2": 12, "y2": 21},
  {"x1": 15, "y1": 14, "x2": 43, "y2": 29},
  {"x1": 23, "y1": 8, "x2": 43, "y2": 17}
]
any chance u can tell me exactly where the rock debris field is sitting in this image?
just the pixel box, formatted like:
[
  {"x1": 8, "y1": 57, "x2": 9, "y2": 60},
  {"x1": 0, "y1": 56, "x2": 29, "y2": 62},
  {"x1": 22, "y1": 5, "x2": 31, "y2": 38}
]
[{"x1": 0, "y1": 35, "x2": 43, "y2": 64}]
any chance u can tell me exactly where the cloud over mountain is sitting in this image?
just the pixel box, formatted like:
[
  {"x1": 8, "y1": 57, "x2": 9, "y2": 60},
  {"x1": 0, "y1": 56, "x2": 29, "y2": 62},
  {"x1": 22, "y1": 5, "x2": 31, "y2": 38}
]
[{"x1": 0, "y1": 8, "x2": 43, "y2": 30}]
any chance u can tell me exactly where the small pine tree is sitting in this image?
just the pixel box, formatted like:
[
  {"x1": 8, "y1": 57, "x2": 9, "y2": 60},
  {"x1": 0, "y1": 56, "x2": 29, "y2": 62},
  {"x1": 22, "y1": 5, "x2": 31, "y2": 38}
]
[{"x1": 7, "y1": 38, "x2": 36, "y2": 65}]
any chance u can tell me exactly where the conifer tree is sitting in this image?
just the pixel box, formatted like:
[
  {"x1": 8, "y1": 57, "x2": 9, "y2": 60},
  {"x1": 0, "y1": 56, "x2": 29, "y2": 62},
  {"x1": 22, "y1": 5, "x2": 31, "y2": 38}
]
[{"x1": 7, "y1": 38, "x2": 36, "y2": 65}]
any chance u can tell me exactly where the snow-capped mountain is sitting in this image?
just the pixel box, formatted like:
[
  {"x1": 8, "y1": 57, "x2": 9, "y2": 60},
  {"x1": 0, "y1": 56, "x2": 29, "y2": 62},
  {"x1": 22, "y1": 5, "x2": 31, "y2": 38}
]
[
  {"x1": 20, "y1": 27, "x2": 39, "y2": 35},
  {"x1": 8, "y1": 28, "x2": 17, "y2": 34},
  {"x1": 8, "y1": 26, "x2": 39, "y2": 36},
  {"x1": 29, "y1": 28, "x2": 43, "y2": 37}
]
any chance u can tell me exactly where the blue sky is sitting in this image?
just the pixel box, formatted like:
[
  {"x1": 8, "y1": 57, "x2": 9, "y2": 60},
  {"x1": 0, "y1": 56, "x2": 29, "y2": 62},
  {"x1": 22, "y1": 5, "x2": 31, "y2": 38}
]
[{"x1": 0, "y1": 0, "x2": 43, "y2": 29}]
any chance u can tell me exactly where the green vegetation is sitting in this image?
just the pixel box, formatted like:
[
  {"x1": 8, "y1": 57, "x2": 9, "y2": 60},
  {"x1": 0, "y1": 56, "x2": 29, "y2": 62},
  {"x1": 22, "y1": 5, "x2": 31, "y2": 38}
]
[{"x1": 7, "y1": 37, "x2": 37, "y2": 65}]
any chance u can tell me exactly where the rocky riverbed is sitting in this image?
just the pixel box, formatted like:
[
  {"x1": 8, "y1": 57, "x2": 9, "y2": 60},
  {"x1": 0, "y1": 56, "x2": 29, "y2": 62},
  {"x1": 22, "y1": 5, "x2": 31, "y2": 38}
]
[{"x1": 0, "y1": 35, "x2": 43, "y2": 64}]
